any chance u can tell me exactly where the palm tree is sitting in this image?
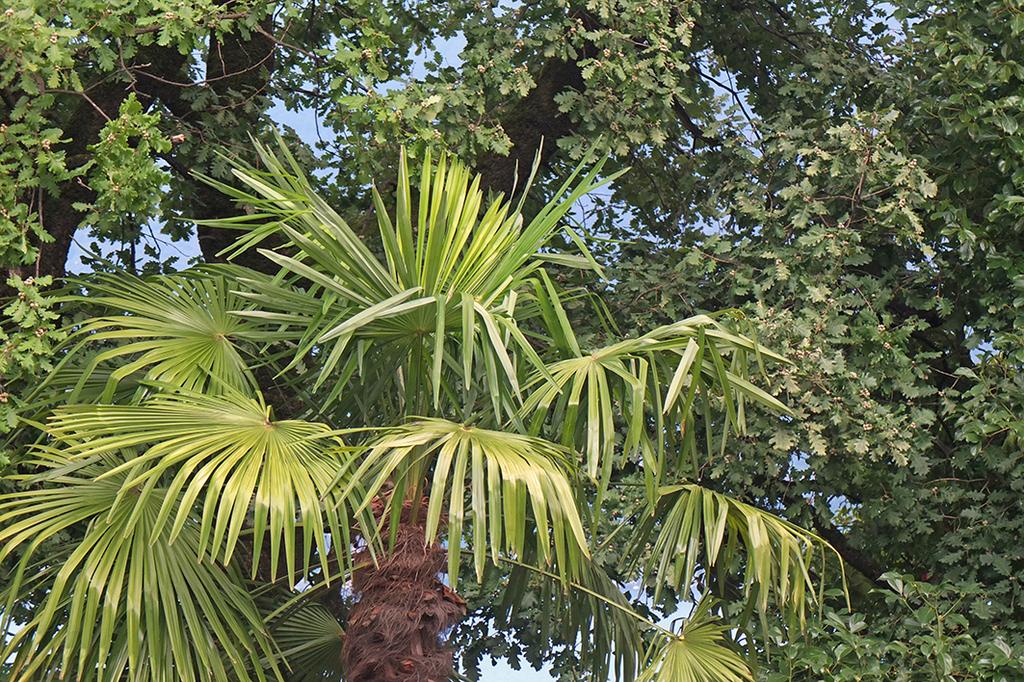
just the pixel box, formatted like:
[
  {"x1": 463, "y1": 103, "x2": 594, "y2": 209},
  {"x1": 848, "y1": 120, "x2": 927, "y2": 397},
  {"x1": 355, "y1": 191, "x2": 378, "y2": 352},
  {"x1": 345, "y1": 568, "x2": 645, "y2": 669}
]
[{"x1": 0, "y1": 138, "x2": 840, "y2": 681}]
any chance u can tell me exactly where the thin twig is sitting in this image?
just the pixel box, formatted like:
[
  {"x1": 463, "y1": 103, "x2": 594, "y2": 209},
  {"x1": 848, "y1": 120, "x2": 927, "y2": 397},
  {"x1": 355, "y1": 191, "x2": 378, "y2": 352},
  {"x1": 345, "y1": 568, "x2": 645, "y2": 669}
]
[{"x1": 44, "y1": 89, "x2": 112, "y2": 121}]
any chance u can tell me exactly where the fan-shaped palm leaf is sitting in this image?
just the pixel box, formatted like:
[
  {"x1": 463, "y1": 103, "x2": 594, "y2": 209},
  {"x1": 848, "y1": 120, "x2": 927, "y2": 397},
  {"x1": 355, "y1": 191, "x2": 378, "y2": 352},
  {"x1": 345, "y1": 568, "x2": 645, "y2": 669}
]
[
  {"x1": 638, "y1": 600, "x2": 751, "y2": 682},
  {"x1": 0, "y1": 453, "x2": 278, "y2": 682},
  {"x1": 268, "y1": 603, "x2": 345, "y2": 682},
  {"x1": 344, "y1": 418, "x2": 589, "y2": 587},
  {"x1": 55, "y1": 273, "x2": 262, "y2": 400},
  {"x1": 43, "y1": 390, "x2": 369, "y2": 585}
]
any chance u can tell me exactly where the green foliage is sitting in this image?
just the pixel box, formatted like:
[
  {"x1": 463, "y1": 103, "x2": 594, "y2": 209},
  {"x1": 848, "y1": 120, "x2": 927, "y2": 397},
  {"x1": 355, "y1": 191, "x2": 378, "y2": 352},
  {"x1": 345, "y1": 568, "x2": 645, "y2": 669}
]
[
  {"x1": 78, "y1": 95, "x2": 172, "y2": 233},
  {"x1": 42, "y1": 391, "x2": 367, "y2": 585},
  {"x1": 0, "y1": 277, "x2": 63, "y2": 402},
  {"x1": 765, "y1": 576, "x2": 1024, "y2": 681},
  {"x1": 0, "y1": 0, "x2": 267, "y2": 267},
  {"x1": 0, "y1": 0, "x2": 887, "y2": 269},
  {"x1": 0, "y1": 456, "x2": 278, "y2": 682},
  {"x1": 0, "y1": 276, "x2": 65, "y2": 471},
  {"x1": 2, "y1": 0, "x2": 1024, "y2": 678},
  {"x1": 0, "y1": 3, "x2": 78, "y2": 265},
  {"x1": 629, "y1": 484, "x2": 837, "y2": 623},
  {"x1": 0, "y1": 147, "x2": 821, "y2": 681},
  {"x1": 60, "y1": 272, "x2": 260, "y2": 397},
  {"x1": 639, "y1": 600, "x2": 750, "y2": 682},
  {"x1": 579, "y1": 3, "x2": 1024, "y2": 679},
  {"x1": 352, "y1": 419, "x2": 589, "y2": 586}
]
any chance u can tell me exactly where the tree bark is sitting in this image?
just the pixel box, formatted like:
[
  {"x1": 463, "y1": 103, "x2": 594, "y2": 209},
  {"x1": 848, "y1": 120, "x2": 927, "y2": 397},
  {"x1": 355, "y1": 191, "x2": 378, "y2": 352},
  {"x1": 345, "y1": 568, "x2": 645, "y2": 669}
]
[
  {"x1": 343, "y1": 498, "x2": 466, "y2": 682},
  {"x1": 474, "y1": 58, "x2": 585, "y2": 196},
  {"x1": 192, "y1": 17, "x2": 278, "y2": 270}
]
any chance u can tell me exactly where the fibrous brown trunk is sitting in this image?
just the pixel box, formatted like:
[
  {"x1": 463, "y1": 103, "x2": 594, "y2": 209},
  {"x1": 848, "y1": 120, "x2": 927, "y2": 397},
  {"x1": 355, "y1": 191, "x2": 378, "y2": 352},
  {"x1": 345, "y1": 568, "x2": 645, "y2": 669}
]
[{"x1": 343, "y1": 498, "x2": 466, "y2": 682}]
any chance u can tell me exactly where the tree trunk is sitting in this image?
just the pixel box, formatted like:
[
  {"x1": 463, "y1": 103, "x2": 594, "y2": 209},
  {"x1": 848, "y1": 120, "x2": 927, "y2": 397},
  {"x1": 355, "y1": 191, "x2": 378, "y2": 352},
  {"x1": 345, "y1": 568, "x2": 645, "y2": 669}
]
[
  {"x1": 474, "y1": 57, "x2": 585, "y2": 196},
  {"x1": 343, "y1": 498, "x2": 466, "y2": 682},
  {"x1": 5, "y1": 19, "x2": 278, "y2": 284},
  {"x1": 191, "y1": 16, "x2": 279, "y2": 271}
]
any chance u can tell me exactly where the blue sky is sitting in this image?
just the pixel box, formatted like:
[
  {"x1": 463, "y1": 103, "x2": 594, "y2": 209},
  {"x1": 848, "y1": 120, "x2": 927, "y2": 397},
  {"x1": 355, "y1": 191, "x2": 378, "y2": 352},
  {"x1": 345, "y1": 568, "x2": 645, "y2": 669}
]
[{"x1": 485, "y1": 658, "x2": 552, "y2": 681}]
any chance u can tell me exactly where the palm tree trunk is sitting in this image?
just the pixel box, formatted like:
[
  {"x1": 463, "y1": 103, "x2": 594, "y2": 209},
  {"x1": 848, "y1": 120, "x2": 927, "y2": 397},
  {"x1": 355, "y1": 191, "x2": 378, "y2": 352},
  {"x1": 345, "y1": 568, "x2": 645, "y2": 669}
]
[{"x1": 343, "y1": 498, "x2": 466, "y2": 681}]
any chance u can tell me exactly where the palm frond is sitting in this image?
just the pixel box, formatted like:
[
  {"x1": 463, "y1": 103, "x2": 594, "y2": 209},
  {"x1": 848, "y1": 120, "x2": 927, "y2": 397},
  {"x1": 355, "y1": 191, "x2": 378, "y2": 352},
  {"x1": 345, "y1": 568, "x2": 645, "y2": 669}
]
[
  {"x1": 56, "y1": 272, "x2": 262, "y2": 400},
  {"x1": 496, "y1": 557, "x2": 646, "y2": 682},
  {"x1": 344, "y1": 418, "x2": 589, "y2": 588},
  {"x1": 638, "y1": 600, "x2": 751, "y2": 682},
  {"x1": 42, "y1": 390, "x2": 368, "y2": 585},
  {"x1": 0, "y1": 462, "x2": 278, "y2": 682},
  {"x1": 269, "y1": 603, "x2": 345, "y2": 682},
  {"x1": 628, "y1": 484, "x2": 840, "y2": 628},
  {"x1": 522, "y1": 313, "x2": 790, "y2": 503},
  {"x1": 0, "y1": 132, "x2": 844, "y2": 682},
  {"x1": 195, "y1": 135, "x2": 621, "y2": 416}
]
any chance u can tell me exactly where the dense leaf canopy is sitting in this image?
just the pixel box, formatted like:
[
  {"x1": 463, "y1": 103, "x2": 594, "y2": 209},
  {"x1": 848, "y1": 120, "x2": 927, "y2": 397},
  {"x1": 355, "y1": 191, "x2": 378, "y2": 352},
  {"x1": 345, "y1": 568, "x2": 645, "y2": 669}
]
[{"x1": 2, "y1": 0, "x2": 1024, "y2": 679}]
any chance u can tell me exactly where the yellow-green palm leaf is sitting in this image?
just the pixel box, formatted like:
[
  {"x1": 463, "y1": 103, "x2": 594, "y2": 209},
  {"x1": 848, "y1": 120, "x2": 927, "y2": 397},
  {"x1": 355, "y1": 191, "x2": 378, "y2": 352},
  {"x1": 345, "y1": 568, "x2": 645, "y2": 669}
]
[
  {"x1": 43, "y1": 391, "x2": 368, "y2": 585},
  {"x1": 628, "y1": 484, "x2": 841, "y2": 628},
  {"x1": 0, "y1": 457, "x2": 277, "y2": 682},
  {"x1": 198, "y1": 136, "x2": 620, "y2": 418},
  {"x1": 638, "y1": 600, "x2": 751, "y2": 682},
  {"x1": 58, "y1": 273, "x2": 262, "y2": 400},
  {"x1": 346, "y1": 418, "x2": 589, "y2": 587}
]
